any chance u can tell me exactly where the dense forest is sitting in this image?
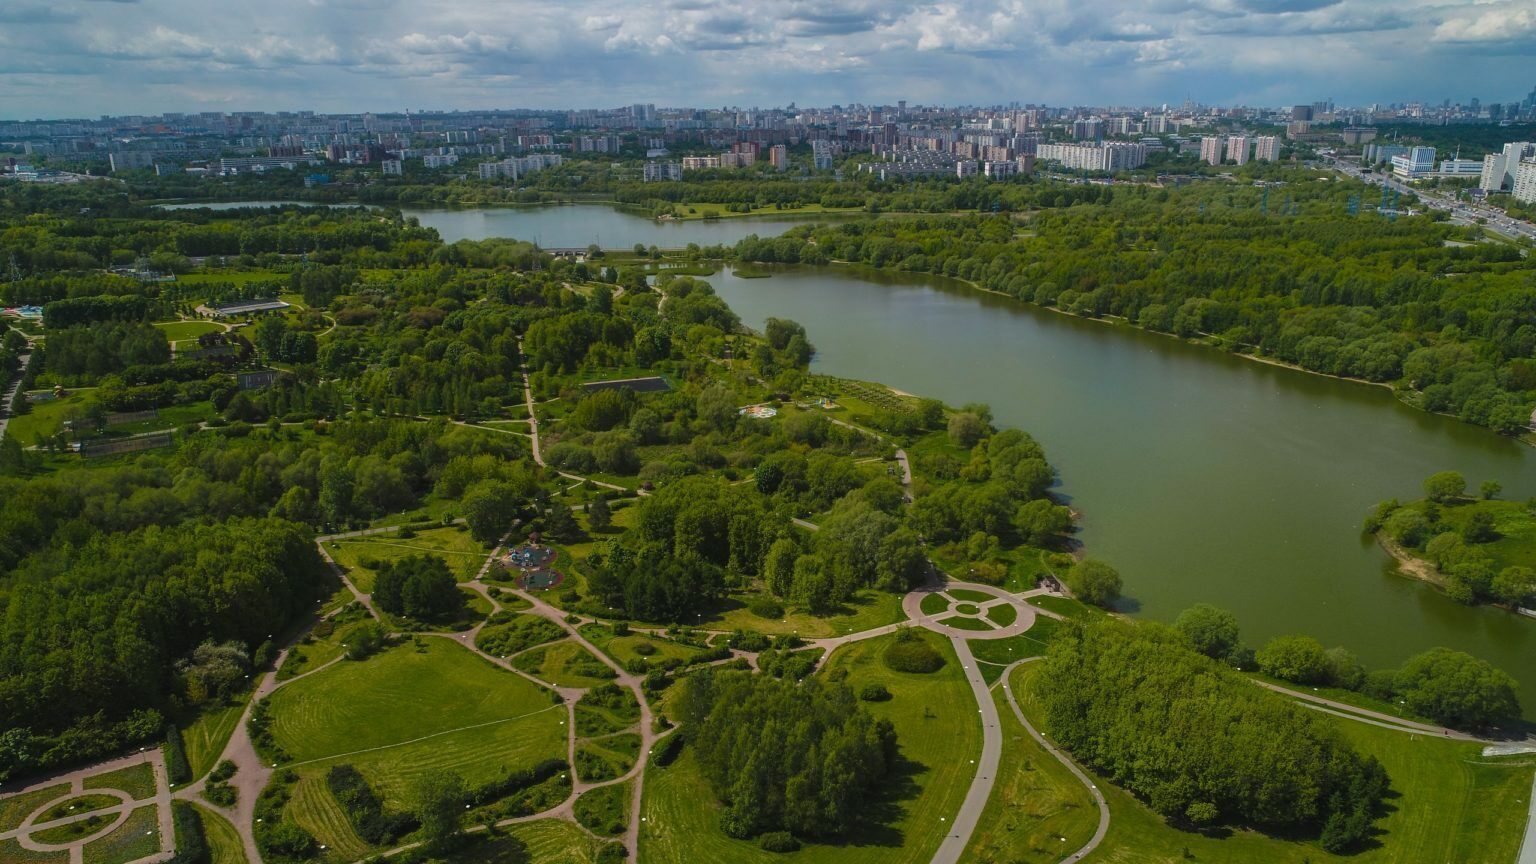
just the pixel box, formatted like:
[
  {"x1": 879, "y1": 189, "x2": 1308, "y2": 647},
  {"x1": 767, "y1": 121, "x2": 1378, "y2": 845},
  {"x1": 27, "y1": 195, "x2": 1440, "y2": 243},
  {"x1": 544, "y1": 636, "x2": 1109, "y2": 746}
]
[
  {"x1": 1038, "y1": 618, "x2": 1389, "y2": 852},
  {"x1": 676, "y1": 668, "x2": 898, "y2": 842},
  {"x1": 730, "y1": 184, "x2": 1536, "y2": 434}
]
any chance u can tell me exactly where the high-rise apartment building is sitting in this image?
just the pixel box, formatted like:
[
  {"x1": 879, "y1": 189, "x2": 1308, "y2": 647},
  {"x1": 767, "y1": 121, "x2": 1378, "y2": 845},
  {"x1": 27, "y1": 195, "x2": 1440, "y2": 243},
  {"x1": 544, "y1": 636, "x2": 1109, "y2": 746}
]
[
  {"x1": 769, "y1": 144, "x2": 789, "y2": 170},
  {"x1": 1253, "y1": 136, "x2": 1280, "y2": 162},
  {"x1": 1226, "y1": 136, "x2": 1249, "y2": 165},
  {"x1": 1478, "y1": 142, "x2": 1535, "y2": 192},
  {"x1": 1513, "y1": 158, "x2": 1536, "y2": 204},
  {"x1": 1200, "y1": 136, "x2": 1223, "y2": 165}
]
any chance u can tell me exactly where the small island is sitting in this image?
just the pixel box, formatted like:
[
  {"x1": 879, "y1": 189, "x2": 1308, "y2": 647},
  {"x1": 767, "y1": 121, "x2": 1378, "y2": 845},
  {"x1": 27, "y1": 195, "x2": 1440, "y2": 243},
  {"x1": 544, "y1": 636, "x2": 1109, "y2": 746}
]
[{"x1": 1367, "y1": 471, "x2": 1536, "y2": 613}]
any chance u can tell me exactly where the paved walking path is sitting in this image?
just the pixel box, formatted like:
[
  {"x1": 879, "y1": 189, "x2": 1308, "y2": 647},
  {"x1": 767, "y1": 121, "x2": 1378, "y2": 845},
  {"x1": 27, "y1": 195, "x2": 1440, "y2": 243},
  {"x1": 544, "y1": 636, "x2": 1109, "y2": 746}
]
[
  {"x1": 0, "y1": 347, "x2": 33, "y2": 443},
  {"x1": 928, "y1": 637, "x2": 1001, "y2": 864},
  {"x1": 1253, "y1": 680, "x2": 1486, "y2": 742}
]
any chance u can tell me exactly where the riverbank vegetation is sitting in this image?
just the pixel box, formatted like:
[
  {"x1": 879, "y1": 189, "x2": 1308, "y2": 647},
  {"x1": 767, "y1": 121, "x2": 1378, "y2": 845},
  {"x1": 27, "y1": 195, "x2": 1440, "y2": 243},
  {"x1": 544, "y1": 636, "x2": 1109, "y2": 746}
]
[
  {"x1": 731, "y1": 182, "x2": 1536, "y2": 436},
  {"x1": 1367, "y1": 470, "x2": 1536, "y2": 609}
]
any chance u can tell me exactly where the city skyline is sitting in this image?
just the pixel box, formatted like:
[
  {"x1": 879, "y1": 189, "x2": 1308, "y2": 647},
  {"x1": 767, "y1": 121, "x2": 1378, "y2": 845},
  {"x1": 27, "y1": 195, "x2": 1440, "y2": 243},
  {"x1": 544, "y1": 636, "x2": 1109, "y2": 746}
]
[{"x1": 0, "y1": 0, "x2": 1533, "y2": 120}]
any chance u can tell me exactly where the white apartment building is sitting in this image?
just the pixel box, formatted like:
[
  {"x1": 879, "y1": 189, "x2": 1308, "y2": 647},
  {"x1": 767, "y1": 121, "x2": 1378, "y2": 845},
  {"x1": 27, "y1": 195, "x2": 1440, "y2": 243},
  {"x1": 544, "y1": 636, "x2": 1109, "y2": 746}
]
[
  {"x1": 983, "y1": 160, "x2": 1018, "y2": 178},
  {"x1": 1514, "y1": 158, "x2": 1536, "y2": 204},
  {"x1": 1036, "y1": 142, "x2": 1147, "y2": 172},
  {"x1": 380, "y1": 159, "x2": 402, "y2": 176},
  {"x1": 423, "y1": 153, "x2": 459, "y2": 169},
  {"x1": 1479, "y1": 142, "x2": 1536, "y2": 192},
  {"x1": 956, "y1": 159, "x2": 979, "y2": 178},
  {"x1": 1253, "y1": 136, "x2": 1280, "y2": 162},
  {"x1": 643, "y1": 161, "x2": 682, "y2": 182},
  {"x1": 1200, "y1": 136, "x2": 1223, "y2": 165}
]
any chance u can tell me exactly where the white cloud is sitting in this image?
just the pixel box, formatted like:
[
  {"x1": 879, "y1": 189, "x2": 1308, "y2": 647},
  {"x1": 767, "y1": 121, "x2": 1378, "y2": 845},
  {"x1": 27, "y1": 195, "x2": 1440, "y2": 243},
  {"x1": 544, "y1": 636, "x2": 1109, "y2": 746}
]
[{"x1": 0, "y1": 0, "x2": 1530, "y2": 118}]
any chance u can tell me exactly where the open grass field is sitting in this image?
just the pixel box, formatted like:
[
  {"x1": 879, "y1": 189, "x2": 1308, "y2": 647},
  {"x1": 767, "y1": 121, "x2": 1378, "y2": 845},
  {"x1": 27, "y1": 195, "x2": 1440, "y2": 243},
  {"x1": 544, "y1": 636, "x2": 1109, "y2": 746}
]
[
  {"x1": 79, "y1": 805, "x2": 158, "y2": 864},
  {"x1": 154, "y1": 320, "x2": 223, "y2": 341},
  {"x1": 83, "y1": 764, "x2": 156, "y2": 802},
  {"x1": 700, "y1": 589, "x2": 904, "y2": 638},
  {"x1": 1010, "y1": 662, "x2": 1536, "y2": 863},
  {"x1": 0, "y1": 840, "x2": 66, "y2": 864},
  {"x1": 966, "y1": 620, "x2": 1060, "y2": 684},
  {"x1": 288, "y1": 773, "x2": 370, "y2": 862},
  {"x1": 3, "y1": 390, "x2": 96, "y2": 445},
  {"x1": 639, "y1": 630, "x2": 980, "y2": 863},
  {"x1": 512, "y1": 640, "x2": 617, "y2": 688},
  {"x1": 193, "y1": 806, "x2": 246, "y2": 864},
  {"x1": 0, "y1": 785, "x2": 68, "y2": 833},
  {"x1": 266, "y1": 640, "x2": 566, "y2": 806},
  {"x1": 180, "y1": 697, "x2": 249, "y2": 781},
  {"x1": 327, "y1": 525, "x2": 487, "y2": 590},
  {"x1": 962, "y1": 679, "x2": 1097, "y2": 864},
  {"x1": 462, "y1": 819, "x2": 607, "y2": 863}
]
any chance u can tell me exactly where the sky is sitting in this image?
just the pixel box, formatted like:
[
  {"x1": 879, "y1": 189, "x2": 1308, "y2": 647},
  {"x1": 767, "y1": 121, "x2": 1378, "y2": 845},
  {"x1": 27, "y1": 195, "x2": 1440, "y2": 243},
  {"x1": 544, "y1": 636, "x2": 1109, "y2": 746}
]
[{"x1": 0, "y1": 0, "x2": 1534, "y2": 119}]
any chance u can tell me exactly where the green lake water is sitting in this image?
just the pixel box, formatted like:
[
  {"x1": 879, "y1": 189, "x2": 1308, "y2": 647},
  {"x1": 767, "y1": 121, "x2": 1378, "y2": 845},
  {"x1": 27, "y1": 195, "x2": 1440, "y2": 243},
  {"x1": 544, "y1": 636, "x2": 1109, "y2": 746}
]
[{"x1": 705, "y1": 265, "x2": 1536, "y2": 714}]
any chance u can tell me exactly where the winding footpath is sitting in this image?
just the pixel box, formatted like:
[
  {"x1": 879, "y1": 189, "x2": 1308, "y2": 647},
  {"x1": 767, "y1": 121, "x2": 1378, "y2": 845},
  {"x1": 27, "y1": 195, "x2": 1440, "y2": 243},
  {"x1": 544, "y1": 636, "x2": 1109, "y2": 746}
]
[{"x1": 998, "y1": 658, "x2": 1111, "y2": 863}]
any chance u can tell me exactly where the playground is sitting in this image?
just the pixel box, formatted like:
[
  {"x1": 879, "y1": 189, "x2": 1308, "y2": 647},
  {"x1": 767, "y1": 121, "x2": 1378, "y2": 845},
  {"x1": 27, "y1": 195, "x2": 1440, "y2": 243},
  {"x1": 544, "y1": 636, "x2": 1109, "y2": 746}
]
[{"x1": 502, "y1": 542, "x2": 564, "y2": 591}]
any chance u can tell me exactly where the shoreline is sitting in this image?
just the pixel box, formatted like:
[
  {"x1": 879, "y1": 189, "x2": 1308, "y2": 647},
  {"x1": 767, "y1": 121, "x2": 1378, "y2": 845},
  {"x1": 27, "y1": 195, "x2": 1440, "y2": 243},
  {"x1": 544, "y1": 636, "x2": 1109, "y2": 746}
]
[
  {"x1": 1373, "y1": 533, "x2": 1444, "y2": 589},
  {"x1": 803, "y1": 262, "x2": 1534, "y2": 448}
]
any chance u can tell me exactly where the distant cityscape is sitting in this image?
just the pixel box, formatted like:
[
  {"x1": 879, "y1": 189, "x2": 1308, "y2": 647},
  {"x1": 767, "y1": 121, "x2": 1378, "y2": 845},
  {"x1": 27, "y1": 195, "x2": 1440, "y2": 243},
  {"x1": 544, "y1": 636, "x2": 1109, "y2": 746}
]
[{"x1": 5, "y1": 86, "x2": 1536, "y2": 203}]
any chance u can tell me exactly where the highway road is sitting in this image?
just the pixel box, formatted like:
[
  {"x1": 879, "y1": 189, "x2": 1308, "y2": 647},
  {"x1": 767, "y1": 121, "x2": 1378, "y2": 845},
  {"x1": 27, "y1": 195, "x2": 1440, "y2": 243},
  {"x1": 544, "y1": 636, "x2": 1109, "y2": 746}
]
[{"x1": 1325, "y1": 155, "x2": 1536, "y2": 242}]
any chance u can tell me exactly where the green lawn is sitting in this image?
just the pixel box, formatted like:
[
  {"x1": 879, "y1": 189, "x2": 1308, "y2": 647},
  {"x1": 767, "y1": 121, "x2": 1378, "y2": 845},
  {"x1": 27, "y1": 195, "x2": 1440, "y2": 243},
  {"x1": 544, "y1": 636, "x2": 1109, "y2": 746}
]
[
  {"x1": 640, "y1": 630, "x2": 980, "y2": 863},
  {"x1": 512, "y1": 640, "x2": 617, "y2": 688},
  {"x1": 83, "y1": 764, "x2": 156, "y2": 802},
  {"x1": 1009, "y1": 662, "x2": 1536, "y2": 863},
  {"x1": 460, "y1": 819, "x2": 607, "y2": 863},
  {"x1": 180, "y1": 696, "x2": 250, "y2": 781},
  {"x1": 0, "y1": 784, "x2": 69, "y2": 833},
  {"x1": 327, "y1": 525, "x2": 488, "y2": 591},
  {"x1": 962, "y1": 678, "x2": 1100, "y2": 864},
  {"x1": 573, "y1": 782, "x2": 629, "y2": 836},
  {"x1": 266, "y1": 640, "x2": 566, "y2": 807},
  {"x1": 288, "y1": 773, "x2": 370, "y2": 862},
  {"x1": 986, "y1": 603, "x2": 1018, "y2": 627},
  {"x1": 267, "y1": 639, "x2": 554, "y2": 760},
  {"x1": 578, "y1": 626, "x2": 700, "y2": 668},
  {"x1": 193, "y1": 805, "x2": 247, "y2": 864},
  {"x1": 966, "y1": 620, "x2": 1060, "y2": 684},
  {"x1": 947, "y1": 589, "x2": 994, "y2": 603},
  {"x1": 699, "y1": 589, "x2": 905, "y2": 638},
  {"x1": 80, "y1": 805, "x2": 158, "y2": 864},
  {"x1": 154, "y1": 320, "x2": 223, "y2": 341},
  {"x1": 3, "y1": 390, "x2": 96, "y2": 445},
  {"x1": 920, "y1": 593, "x2": 948, "y2": 616},
  {"x1": 0, "y1": 840, "x2": 66, "y2": 864},
  {"x1": 939, "y1": 616, "x2": 993, "y2": 632},
  {"x1": 38, "y1": 795, "x2": 119, "y2": 824}
]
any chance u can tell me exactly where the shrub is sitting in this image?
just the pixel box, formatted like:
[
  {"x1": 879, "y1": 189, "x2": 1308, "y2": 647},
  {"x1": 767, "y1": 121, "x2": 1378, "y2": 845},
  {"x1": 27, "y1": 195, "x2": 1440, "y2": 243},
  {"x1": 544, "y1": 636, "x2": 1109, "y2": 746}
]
[
  {"x1": 859, "y1": 683, "x2": 891, "y2": 702},
  {"x1": 758, "y1": 831, "x2": 801, "y2": 853},
  {"x1": 1255, "y1": 634, "x2": 1331, "y2": 685},
  {"x1": 882, "y1": 635, "x2": 944, "y2": 673},
  {"x1": 632, "y1": 641, "x2": 657, "y2": 656},
  {"x1": 169, "y1": 802, "x2": 210, "y2": 864},
  {"x1": 727, "y1": 630, "x2": 771, "y2": 652},
  {"x1": 651, "y1": 733, "x2": 684, "y2": 767},
  {"x1": 163, "y1": 723, "x2": 191, "y2": 784}
]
